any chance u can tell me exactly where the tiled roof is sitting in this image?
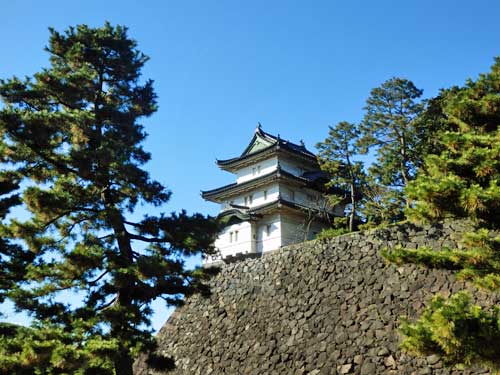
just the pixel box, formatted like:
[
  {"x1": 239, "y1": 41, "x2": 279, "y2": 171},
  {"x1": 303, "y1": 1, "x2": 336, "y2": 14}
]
[{"x1": 216, "y1": 126, "x2": 316, "y2": 167}]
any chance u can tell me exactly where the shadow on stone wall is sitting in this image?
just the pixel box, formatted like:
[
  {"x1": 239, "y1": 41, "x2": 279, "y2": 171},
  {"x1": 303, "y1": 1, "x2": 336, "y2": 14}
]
[{"x1": 134, "y1": 220, "x2": 493, "y2": 375}]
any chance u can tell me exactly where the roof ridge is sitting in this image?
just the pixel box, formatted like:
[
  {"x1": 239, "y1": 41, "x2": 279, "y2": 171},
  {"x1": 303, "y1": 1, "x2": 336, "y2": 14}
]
[{"x1": 258, "y1": 126, "x2": 313, "y2": 155}]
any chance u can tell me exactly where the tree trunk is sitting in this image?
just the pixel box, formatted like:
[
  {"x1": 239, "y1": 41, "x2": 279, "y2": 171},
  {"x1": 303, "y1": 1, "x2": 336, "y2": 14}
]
[
  {"x1": 103, "y1": 190, "x2": 136, "y2": 375},
  {"x1": 114, "y1": 349, "x2": 134, "y2": 375},
  {"x1": 346, "y1": 154, "x2": 356, "y2": 232},
  {"x1": 350, "y1": 183, "x2": 356, "y2": 232},
  {"x1": 399, "y1": 136, "x2": 411, "y2": 208},
  {"x1": 304, "y1": 210, "x2": 313, "y2": 241}
]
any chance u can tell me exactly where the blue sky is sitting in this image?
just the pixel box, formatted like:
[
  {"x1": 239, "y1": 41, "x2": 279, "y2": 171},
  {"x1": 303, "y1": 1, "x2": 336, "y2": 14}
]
[{"x1": 1, "y1": 0, "x2": 499, "y2": 331}]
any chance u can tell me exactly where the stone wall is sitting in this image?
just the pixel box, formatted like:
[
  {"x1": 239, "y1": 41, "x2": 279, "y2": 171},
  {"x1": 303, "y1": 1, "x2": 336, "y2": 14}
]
[{"x1": 135, "y1": 220, "x2": 494, "y2": 375}]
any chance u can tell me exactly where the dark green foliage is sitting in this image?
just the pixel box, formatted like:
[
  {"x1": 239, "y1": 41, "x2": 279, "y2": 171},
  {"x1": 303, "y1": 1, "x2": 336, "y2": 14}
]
[
  {"x1": 316, "y1": 217, "x2": 350, "y2": 239},
  {"x1": 409, "y1": 92, "x2": 456, "y2": 160},
  {"x1": 0, "y1": 23, "x2": 218, "y2": 374},
  {"x1": 359, "y1": 78, "x2": 425, "y2": 190},
  {"x1": 358, "y1": 78, "x2": 428, "y2": 223},
  {"x1": 358, "y1": 176, "x2": 406, "y2": 229},
  {"x1": 316, "y1": 80, "x2": 434, "y2": 230},
  {"x1": 384, "y1": 230, "x2": 500, "y2": 292},
  {"x1": 399, "y1": 293, "x2": 500, "y2": 371},
  {"x1": 0, "y1": 171, "x2": 33, "y2": 308},
  {"x1": 316, "y1": 121, "x2": 365, "y2": 232},
  {"x1": 406, "y1": 60, "x2": 500, "y2": 225},
  {"x1": 0, "y1": 321, "x2": 116, "y2": 374},
  {"x1": 385, "y1": 235, "x2": 500, "y2": 371},
  {"x1": 384, "y1": 58, "x2": 500, "y2": 371},
  {"x1": 316, "y1": 227, "x2": 349, "y2": 240},
  {"x1": 386, "y1": 228, "x2": 500, "y2": 371}
]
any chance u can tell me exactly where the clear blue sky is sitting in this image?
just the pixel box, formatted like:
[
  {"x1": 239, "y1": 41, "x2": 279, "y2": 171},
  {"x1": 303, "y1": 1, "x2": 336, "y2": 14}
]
[{"x1": 1, "y1": 0, "x2": 499, "y2": 331}]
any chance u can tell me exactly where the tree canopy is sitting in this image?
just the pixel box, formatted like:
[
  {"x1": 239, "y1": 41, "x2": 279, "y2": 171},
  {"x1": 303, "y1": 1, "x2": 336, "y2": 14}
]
[
  {"x1": 0, "y1": 171, "x2": 29, "y2": 308},
  {"x1": 0, "y1": 23, "x2": 218, "y2": 374},
  {"x1": 316, "y1": 59, "x2": 500, "y2": 371},
  {"x1": 316, "y1": 121, "x2": 364, "y2": 232},
  {"x1": 359, "y1": 77, "x2": 426, "y2": 210},
  {"x1": 317, "y1": 78, "x2": 430, "y2": 230},
  {"x1": 384, "y1": 58, "x2": 500, "y2": 371}
]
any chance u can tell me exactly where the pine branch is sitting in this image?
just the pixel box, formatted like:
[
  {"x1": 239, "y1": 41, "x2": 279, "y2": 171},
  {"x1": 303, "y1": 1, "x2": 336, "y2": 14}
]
[
  {"x1": 96, "y1": 296, "x2": 117, "y2": 311},
  {"x1": 88, "y1": 271, "x2": 109, "y2": 285},
  {"x1": 128, "y1": 233, "x2": 169, "y2": 243}
]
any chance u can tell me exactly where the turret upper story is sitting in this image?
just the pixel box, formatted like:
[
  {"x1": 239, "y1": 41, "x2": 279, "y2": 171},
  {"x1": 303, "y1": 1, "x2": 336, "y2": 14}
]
[
  {"x1": 201, "y1": 125, "x2": 341, "y2": 214},
  {"x1": 215, "y1": 124, "x2": 319, "y2": 184}
]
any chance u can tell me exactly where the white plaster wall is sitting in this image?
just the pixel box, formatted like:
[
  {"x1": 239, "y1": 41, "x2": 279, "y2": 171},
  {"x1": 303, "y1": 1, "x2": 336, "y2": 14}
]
[
  {"x1": 280, "y1": 214, "x2": 304, "y2": 247},
  {"x1": 203, "y1": 211, "x2": 330, "y2": 264},
  {"x1": 250, "y1": 183, "x2": 279, "y2": 207},
  {"x1": 206, "y1": 213, "x2": 283, "y2": 264},
  {"x1": 256, "y1": 213, "x2": 282, "y2": 253},
  {"x1": 280, "y1": 185, "x2": 296, "y2": 202},
  {"x1": 222, "y1": 183, "x2": 280, "y2": 210},
  {"x1": 278, "y1": 157, "x2": 309, "y2": 177},
  {"x1": 236, "y1": 156, "x2": 278, "y2": 184},
  {"x1": 280, "y1": 213, "x2": 330, "y2": 247},
  {"x1": 214, "y1": 221, "x2": 253, "y2": 259},
  {"x1": 279, "y1": 183, "x2": 329, "y2": 210}
]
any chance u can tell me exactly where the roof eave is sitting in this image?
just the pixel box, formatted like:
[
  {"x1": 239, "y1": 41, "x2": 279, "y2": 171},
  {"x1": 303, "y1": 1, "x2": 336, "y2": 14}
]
[
  {"x1": 216, "y1": 145, "x2": 318, "y2": 172},
  {"x1": 248, "y1": 198, "x2": 339, "y2": 221},
  {"x1": 201, "y1": 169, "x2": 314, "y2": 202},
  {"x1": 216, "y1": 145, "x2": 278, "y2": 171}
]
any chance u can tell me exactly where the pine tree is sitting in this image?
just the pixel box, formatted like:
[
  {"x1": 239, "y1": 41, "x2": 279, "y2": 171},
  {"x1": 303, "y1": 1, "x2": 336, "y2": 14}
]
[
  {"x1": 384, "y1": 58, "x2": 500, "y2": 370},
  {"x1": 358, "y1": 77, "x2": 426, "y2": 213},
  {"x1": 359, "y1": 175, "x2": 406, "y2": 227},
  {"x1": 0, "y1": 23, "x2": 218, "y2": 374},
  {"x1": 0, "y1": 320, "x2": 117, "y2": 374},
  {"x1": 0, "y1": 171, "x2": 31, "y2": 308},
  {"x1": 316, "y1": 121, "x2": 364, "y2": 232},
  {"x1": 405, "y1": 68, "x2": 500, "y2": 225}
]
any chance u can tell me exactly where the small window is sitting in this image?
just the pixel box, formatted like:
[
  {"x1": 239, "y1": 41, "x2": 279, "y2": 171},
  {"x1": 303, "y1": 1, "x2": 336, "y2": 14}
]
[
  {"x1": 235, "y1": 230, "x2": 239, "y2": 242},
  {"x1": 289, "y1": 190, "x2": 295, "y2": 201},
  {"x1": 252, "y1": 167, "x2": 256, "y2": 176},
  {"x1": 245, "y1": 194, "x2": 253, "y2": 206},
  {"x1": 257, "y1": 165, "x2": 261, "y2": 174},
  {"x1": 265, "y1": 224, "x2": 271, "y2": 236},
  {"x1": 263, "y1": 190, "x2": 268, "y2": 200},
  {"x1": 229, "y1": 232, "x2": 233, "y2": 242}
]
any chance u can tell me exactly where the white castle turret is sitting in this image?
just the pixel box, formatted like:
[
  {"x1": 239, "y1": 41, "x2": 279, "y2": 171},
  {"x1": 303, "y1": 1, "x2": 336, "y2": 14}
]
[{"x1": 201, "y1": 125, "x2": 346, "y2": 265}]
